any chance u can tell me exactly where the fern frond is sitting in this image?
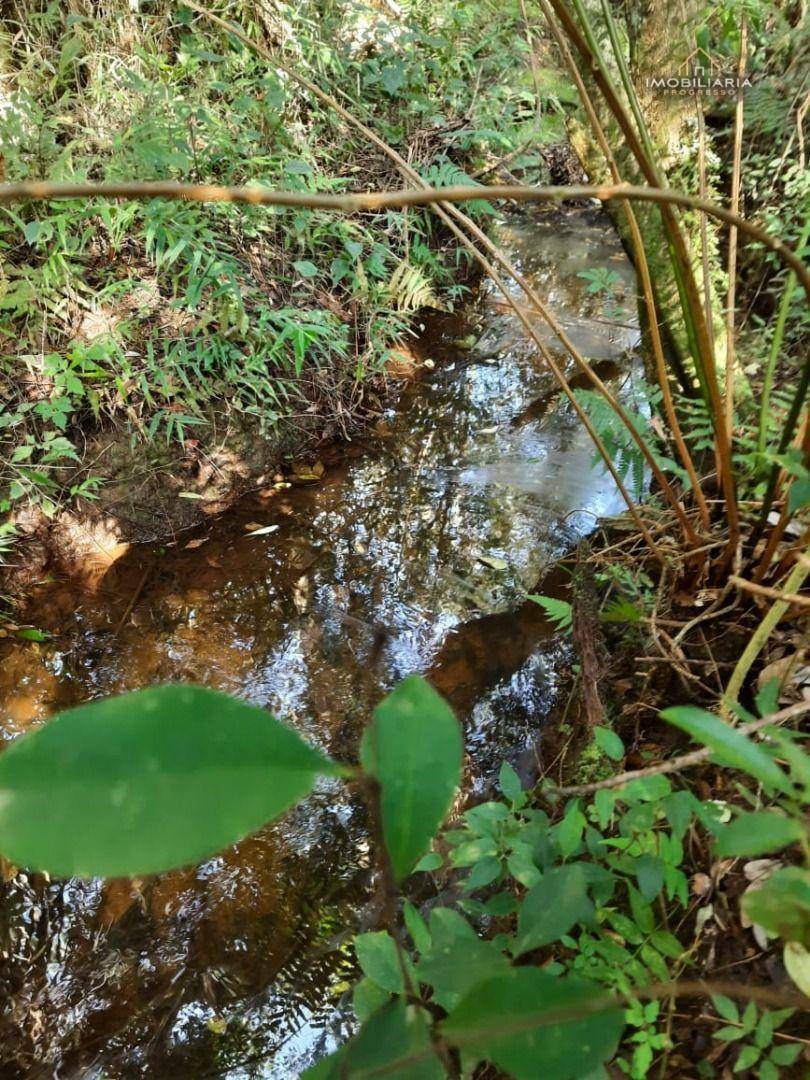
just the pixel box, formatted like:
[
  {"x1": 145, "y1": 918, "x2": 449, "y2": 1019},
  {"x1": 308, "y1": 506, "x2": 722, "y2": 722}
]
[{"x1": 384, "y1": 261, "x2": 445, "y2": 312}]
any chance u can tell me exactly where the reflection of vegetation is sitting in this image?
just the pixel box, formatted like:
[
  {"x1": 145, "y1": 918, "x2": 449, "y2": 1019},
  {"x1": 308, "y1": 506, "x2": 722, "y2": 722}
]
[{"x1": 0, "y1": 0, "x2": 807, "y2": 1075}]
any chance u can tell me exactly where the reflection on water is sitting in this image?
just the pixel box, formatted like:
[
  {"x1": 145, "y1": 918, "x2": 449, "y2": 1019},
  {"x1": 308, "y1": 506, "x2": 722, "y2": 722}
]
[{"x1": 0, "y1": 208, "x2": 641, "y2": 1077}]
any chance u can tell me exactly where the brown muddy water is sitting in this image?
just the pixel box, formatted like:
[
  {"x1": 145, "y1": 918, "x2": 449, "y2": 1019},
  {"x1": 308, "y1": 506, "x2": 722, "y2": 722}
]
[{"x1": 0, "y1": 208, "x2": 642, "y2": 1079}]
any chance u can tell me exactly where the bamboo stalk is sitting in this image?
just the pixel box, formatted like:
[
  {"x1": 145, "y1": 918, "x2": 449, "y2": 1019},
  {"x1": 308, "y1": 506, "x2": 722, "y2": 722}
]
[
  {"x1": 537, "y1": 0, "x2": 711, "y2": 534},
  {"x1": 724, "y1": 548, "x2": 810, "y2": 707},
  {"x1": 756, "y1": 214, "x2": 810, "y2": 460},
  {"x1": 555, "y1": 0, "x2": 741, "y2": 561},
  {"x1": 724, "y1": 19, "x2": 747, "y2": 430}
]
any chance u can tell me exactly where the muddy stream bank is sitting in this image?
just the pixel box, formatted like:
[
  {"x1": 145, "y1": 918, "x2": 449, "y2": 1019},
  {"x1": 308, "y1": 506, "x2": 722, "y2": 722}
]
[{"x1": 0, "y1": 207, "x2": 641, "y2": 1079}]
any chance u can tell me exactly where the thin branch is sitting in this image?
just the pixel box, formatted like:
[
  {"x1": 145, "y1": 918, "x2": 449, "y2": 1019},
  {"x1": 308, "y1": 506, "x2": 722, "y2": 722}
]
[
  {"x1": 544, "y1": 700, "x2": 810, "y2": 797},
  {"x1": 729, "y1": 573, "x2": 810, "y2": 609},
  {"x1": 3, "y1": 181, "x2": 807, "y2": 297},
  {"x1": 725, "y1": 548, "x2": 810, "y2": 706}
]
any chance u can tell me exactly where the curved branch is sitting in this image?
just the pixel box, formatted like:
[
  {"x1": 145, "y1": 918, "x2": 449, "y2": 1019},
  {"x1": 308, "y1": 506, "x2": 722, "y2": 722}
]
[
  {"x1": 1, "y1": 180, "x2": 807, "y2": 300},
  {"x1": 544, "y1": 699, "x2": 810, "y2": 797}
]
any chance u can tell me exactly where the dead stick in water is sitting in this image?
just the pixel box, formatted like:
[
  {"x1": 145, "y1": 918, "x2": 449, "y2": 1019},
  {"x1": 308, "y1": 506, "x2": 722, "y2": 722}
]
[{"x1": 113, "y1": 561, "x2": 154, "y2": 637}]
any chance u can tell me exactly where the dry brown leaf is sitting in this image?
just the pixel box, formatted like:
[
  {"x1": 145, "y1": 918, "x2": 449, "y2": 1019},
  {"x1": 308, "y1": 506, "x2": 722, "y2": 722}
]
[{"x1": 691, "y1": 872, "x2": 712, "y2": 897}]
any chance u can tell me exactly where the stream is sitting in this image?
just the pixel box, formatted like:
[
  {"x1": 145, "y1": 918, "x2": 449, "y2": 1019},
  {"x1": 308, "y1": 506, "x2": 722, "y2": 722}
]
[{"x1": 0, "y1": 207, "x2": 641, "y2": 1078}]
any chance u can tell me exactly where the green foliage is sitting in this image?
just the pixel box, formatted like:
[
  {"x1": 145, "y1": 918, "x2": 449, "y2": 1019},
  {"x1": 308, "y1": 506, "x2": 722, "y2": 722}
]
[
  {"x1": 305, "y1": 999, "x2": 443, "y2": 1078},
  {"x1": 572, "y1": 383, "x2": 666, "y2": 502},
  {"x1": 661, "y1": 706, "x2": 792, "y2": 794},
  {"x1": 707, "y1": 996, "x2": 801, "y2": 1079},
  {"x1": 1, "y1": 676, "x2": 807, "y2": 1075},
  {"x1": 527, "y1": 593, "x2": 573, "y2": 631},
  {"x1": 440, "y1": 968, "x2": 624, "y2": 1080},
  {"x1": 0, "y1": 0, "x2": 537, "y2": 531},
  {"x1": 662, "y1": 707, "x2": 810, "y2": 957},
  {"x1": 743, "y1": 868, "x2": 810, "y2": 944},
  {"x1": 0, "y1": 685, "x2": 335, "y2": 876},
  {"x1": 361, "y1": 676, "x2": 462, "y2": 881},
  {"x1": 713, "y1": 810, "x2": 804, "y2": 857}
]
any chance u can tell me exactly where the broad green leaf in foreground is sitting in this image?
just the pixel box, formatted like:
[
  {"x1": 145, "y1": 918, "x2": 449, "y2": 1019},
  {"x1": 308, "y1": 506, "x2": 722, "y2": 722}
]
[
  {"x1": 0, "y1": 685, "x2": 335, "y2": 877},
  {"x1": 352, "y1": 978, "x2": 390, "y2": 1024},
  {"x1": 361, "y1": 676, "x2": 462, "y2": 881},
  {"x1": 661, "y1": 706, "x2": 792, "y2": 793},
  {"x1": 784, "y1": 941, "x2": 810, "y2": 996},
  {"x1": 743, "y1": 867, "x2": 810, "y2": 944},
  {"x1": 418, "y1": 908, "x2": 511, "y2": 1009},
  {"x1": 440, "y1": 967, "x2": 624, "y2": 1080},
  {"x1": 514, "y1": 863, "x2": 594, "y2": 956},
  {"x1": 714, "y1": 811, "x2": 804, "y2": 857},
  {"x1": 303, "y1": 999, "x2": 443, "y2": 1079},
  {"x1": 594, "y1": 725, "x2": 624, "y2": 761},
  {"x1": 354, "y1": 931, "x2": 405, "y2": 995}
]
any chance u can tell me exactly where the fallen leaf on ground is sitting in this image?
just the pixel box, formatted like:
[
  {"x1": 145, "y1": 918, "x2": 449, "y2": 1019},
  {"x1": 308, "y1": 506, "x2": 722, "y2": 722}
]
[
  {"x1": 244, "y1": 524, "x2": 279, "y2": 537},
  {"x1": 478, "y1": 554, "x2": 508, "y2": 571},
  {"x1": 784, "y1": 941, "x2": 810, "y2": 995},
  {"x1": 691, "y1": 873, "x2": 712, "y2": 897}
]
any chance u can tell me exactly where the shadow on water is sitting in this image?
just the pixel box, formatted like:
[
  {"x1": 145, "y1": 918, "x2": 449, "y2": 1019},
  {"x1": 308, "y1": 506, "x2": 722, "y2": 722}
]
[{"x1": 0, "y1": 207, "x2": 642, "y2": 1078}]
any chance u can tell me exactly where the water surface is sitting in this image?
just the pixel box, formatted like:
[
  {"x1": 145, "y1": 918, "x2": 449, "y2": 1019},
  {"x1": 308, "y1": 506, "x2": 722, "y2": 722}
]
[{"x1": 0, "y1": 207, "x2": 640, "y2": 1078}]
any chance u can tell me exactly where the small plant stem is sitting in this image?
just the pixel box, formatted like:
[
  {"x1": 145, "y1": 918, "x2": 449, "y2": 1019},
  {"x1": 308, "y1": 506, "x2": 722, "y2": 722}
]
[
  {"x1": 363, "y1": 773, "x2": 416, "y2": 996},
  {"x1": 690, "y1": 1013, "x2": 810, "y2": 1045},
  {"x1": 756, "y1": 214, "x2": 810, "y2": 460},
  {"x1": 519, "y1": 0, "x2": 543, "y2": 126},
  {"x1": 724, "y1": 549, "x2": 810, "y2": 708},
  {"x1": 729, "y1": 573, "x2": 810, "y2": 608},
  {"x1": 753, "y1": 414, "x2": 810, "y2": 580},
  {"x1": 724, "y1": 19, "x2": 747, "y2": 431},
  {"x1": 695, "y1": 99, "x2": 716, "y2": 359}
]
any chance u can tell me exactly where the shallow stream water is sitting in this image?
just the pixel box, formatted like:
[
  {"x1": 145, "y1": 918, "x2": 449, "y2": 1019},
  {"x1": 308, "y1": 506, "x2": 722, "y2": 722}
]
[{"x1": 0, "y1": 207, "x2": 641, "y2": 1078}]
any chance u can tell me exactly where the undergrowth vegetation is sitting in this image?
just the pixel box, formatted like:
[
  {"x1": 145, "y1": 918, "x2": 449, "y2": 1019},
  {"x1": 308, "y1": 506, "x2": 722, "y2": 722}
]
[
  {"x1": 0, "y1": 0, "x2": 555, "y2": 545},
  {"x1": 0, "y1": 0, "x2": 808, "y2": 1075}
]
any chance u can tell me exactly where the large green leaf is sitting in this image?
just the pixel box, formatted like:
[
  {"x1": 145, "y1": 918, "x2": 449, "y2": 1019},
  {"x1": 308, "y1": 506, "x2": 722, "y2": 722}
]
[
  {"x1": 355, "y1": 931, "x2": 406, "y2": 994},
  {"x1": 361, "y1": 676, "x2": 462, "y2": 881},
  {"x1": 714, "y1": 811, "x2": 804, "y2": 857},
  {"x1": 303, "y1": 999, "x2": 443, "y2": 1079},
  {"x1": 514, "y1": 863, "x2": 594, "y2": 956},
  {"x1": 440, "y1": 968, "x2": 624, "y2": 1079},
  {"x1": 661, "y1": 706, "x2": 791, "y2": 793},
  {"x1": 743, "y1": 867, "x2": 810, "y2": 944},
  {"x1": 417, "y1": 908, "x2": 511, "y2": 1009},
  {"x1": 0, "y1": 684, "x2": 334, "y2": 877}
]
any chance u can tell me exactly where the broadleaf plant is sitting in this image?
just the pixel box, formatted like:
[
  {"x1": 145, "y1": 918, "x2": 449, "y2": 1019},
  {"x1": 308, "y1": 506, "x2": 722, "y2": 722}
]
[{"x1": 1, "y1": 680, "x2": 807, "y2": 1076}]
